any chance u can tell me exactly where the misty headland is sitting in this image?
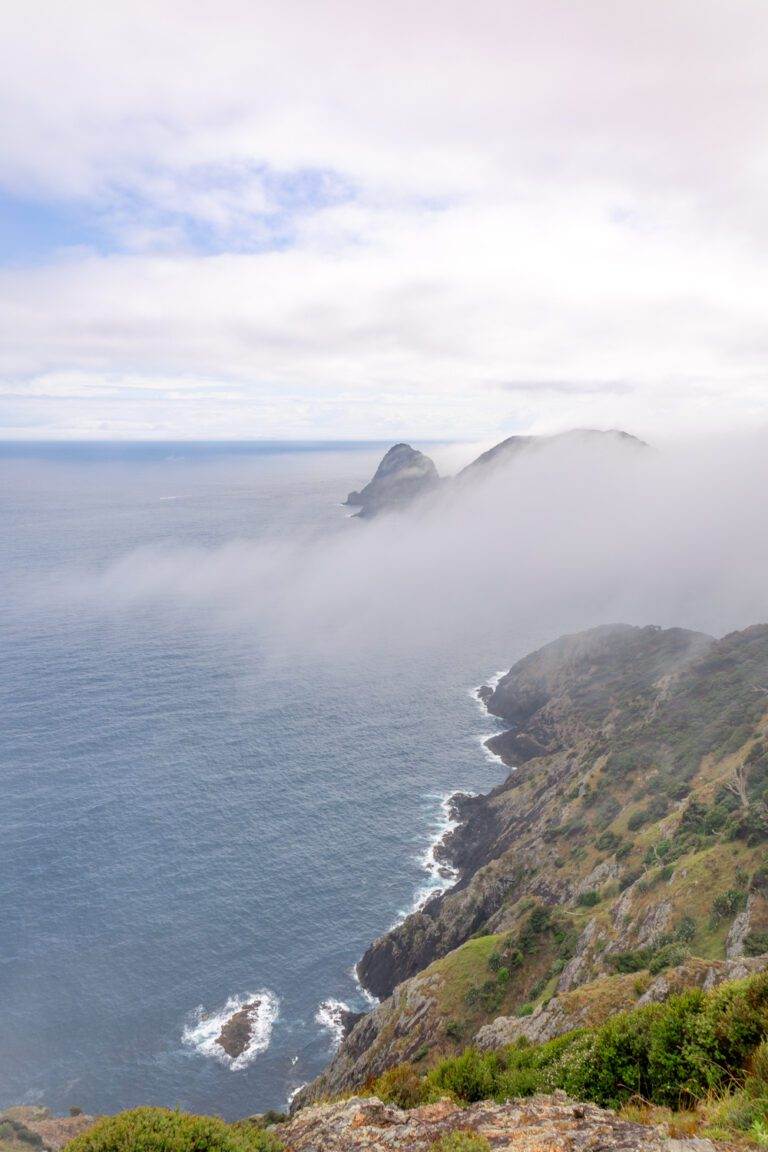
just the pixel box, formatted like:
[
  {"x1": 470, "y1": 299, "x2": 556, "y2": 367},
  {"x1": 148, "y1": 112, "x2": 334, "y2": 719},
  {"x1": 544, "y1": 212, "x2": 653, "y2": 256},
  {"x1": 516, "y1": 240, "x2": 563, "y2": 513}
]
[{"x1": 4, "y1": 427, "x2": 768, "y2": 1135}]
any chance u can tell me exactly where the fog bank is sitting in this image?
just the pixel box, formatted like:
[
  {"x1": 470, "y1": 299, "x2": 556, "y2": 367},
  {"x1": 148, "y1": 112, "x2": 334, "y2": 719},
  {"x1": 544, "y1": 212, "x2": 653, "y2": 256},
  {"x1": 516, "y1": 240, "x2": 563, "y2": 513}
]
[{"x1": 31, "y1": 431, "x2": 768, "y2": 667}]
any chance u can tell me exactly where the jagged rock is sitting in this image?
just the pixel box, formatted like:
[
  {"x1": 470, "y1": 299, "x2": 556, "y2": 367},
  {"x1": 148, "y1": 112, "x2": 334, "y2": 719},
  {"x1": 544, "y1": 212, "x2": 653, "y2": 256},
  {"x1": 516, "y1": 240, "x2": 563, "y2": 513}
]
[
  {"x1": 344, "y1": 444, "x2": 439, "y2": 517},
  {"x1": 277, "y1": 1092, "x2": 722, "y2": 1151},
  {"x1": 726, "y1": 893, "x2": 755, "y2": 958},
  {"x1": 556, "y1": 919, "x2": 600, "y2": 993},
  {"x1": 634, "y1": 901, "x2": 672, "y2": 948}
]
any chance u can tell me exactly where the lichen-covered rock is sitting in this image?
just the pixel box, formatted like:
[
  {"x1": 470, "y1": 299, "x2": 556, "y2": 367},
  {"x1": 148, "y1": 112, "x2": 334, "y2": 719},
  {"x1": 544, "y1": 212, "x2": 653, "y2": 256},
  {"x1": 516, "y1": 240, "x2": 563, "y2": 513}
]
[{"x1": 276, "y1": 1093, "x2": 722, "y2": 1151}]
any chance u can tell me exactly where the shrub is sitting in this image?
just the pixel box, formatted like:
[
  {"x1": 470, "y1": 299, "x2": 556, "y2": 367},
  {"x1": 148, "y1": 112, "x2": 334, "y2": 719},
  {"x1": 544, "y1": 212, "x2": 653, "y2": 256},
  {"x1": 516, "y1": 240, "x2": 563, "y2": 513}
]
[
  {"x1": 445, "y1": 1020, "x2": 463, "y2": 1041},
  {"x1": 675, "y1": 915, "x2": 696, "y2": 943},
  {"x1": 609, "y1": 948, "x2": 653, "y2": 974},
  {"x1": 745, "y1": 931, "x2": 768, "y2": 957},
  {"x1": 710, "y1": 889, "x2": 747, "y2": 927},
  {"x1": 65, "y1": 1109, "x2": 283, "y2": 1152},
  {"x1": 373, "y1": 1063, "x2": 431, "y2": 1109},
  {"x1": 427, "y1": 1049, "x2": 500, "y2": 1103},
  {"x1": 576, "y1": 890, "x2": 600, "y2": 908},
  {"x1": 378, "y1": 970, "x2": 768, "y2": 1123},
  {"x1": 430, "y1": 1133, "x2": 490, "y2": 1152},
  {"x1": 648, "y1": 942, "x2": 689, "y2": 975}
]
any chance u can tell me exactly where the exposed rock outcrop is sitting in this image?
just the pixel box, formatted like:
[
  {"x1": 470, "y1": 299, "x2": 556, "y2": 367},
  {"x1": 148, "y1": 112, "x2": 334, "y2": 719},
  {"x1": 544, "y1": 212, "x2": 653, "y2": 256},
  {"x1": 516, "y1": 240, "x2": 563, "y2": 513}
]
[
  {"x1": 277, "y1": 1092, "x2": 723, "y2": 1151},
  {"x1": 216, "y1": 999, "x2": 262, "y2": 1058}
]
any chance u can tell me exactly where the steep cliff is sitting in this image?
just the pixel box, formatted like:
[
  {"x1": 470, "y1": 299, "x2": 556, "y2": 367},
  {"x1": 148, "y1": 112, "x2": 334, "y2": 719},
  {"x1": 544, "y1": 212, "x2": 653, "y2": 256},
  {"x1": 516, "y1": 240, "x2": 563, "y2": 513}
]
[{"x1": 297, "y1": 622, "x2": 768, "y2": 1106}]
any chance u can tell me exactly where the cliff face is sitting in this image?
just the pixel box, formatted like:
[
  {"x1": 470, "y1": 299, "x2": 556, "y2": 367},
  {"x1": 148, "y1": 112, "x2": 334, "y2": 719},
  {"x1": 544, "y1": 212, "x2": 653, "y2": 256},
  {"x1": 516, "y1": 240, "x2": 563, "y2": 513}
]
[{"x1": 297, "y1": 622, "x2": 768, "y2": 1107}]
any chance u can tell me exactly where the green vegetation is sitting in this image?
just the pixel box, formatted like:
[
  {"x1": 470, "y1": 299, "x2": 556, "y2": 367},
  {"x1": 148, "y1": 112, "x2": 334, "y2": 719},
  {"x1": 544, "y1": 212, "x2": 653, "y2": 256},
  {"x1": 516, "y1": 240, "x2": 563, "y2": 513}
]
[
  {"x1": 365, "y1": 970, "x2": 768, "y2": 1143},
  {"x1": 430, "y1": 1134, "x2": 490, "y2": 1152},
  {"x1": 64, "y1": 1109, "x2": 283, "y2": 1152}
]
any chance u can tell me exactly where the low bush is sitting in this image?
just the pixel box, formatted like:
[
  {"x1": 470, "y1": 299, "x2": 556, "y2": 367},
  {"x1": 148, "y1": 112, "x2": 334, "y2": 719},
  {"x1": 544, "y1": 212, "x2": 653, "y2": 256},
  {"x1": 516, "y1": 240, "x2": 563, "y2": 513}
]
[
  {"x1": 373, "y1": 1063, "x2": 431, "y2": 1108},
  {"x1": 65, "y1": 1108, "x2": 283, "y2": 1152},
  {"x1": 427, "y1": 1049, "x2": 500, "y2": 1103},
  {"x1": 371, "y1": 970, "x2": 768, "y2": 1122},
  {"x1": 710, "y1": 889, "x2": 747, "y2": 928},
  {"x1": 745, "y1": 931, "x2": 768, "y2": 957},
  {"x1": 430, "y1": 1133, "x2": 490, "y2": 1152}
]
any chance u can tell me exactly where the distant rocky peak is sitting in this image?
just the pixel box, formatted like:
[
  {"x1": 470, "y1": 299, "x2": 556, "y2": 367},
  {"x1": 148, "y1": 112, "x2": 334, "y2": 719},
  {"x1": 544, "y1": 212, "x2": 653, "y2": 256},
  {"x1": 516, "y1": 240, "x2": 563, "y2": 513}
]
[
  {"x1": 345, "y1": 443, "x2": 440, "y2": 517},
  {"x1": 459, "y1": 427, "x2": 647, "y2": 476}
]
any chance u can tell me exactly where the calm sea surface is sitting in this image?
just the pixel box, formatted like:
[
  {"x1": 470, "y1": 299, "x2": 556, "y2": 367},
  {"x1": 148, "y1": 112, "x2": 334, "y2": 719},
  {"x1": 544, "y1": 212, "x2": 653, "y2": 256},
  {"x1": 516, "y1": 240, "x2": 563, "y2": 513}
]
[{"x1": 0, "y1": 442, "x2": 531, "y2": 1119}]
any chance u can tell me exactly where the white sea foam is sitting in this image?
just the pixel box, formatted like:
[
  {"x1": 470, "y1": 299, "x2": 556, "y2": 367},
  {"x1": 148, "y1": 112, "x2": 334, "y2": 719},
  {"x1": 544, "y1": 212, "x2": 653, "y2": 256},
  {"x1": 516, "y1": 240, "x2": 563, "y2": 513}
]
[
  {"x1": 182, "y1": 989, "x2": 279, "y2": 1071},
  {"x1": 350, "y1": 963, "x2": 379, "y2": 1007},
  {"x1": 287, "y1": 1082, "x2": 308, "y2": 1108},
  {"x1": 470, "y1": 668, "x2": 508, "y2": 710},
  {"x1": 315, "y1": 998, "x2": 351, "y2": 1048},
  {"x1": 476, "y1": 732, "x2": 506, "y2": 765},
  {"x1": 390, "y1": 791, "x2": 474, "y2": 925}
]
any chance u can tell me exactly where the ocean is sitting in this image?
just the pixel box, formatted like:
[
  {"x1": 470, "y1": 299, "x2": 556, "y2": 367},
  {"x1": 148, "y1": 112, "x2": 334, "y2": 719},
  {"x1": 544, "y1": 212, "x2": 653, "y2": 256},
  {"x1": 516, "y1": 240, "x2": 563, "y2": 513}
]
[{"x1": 0, "y1": 441, "x2": 532, "y2": 1120}]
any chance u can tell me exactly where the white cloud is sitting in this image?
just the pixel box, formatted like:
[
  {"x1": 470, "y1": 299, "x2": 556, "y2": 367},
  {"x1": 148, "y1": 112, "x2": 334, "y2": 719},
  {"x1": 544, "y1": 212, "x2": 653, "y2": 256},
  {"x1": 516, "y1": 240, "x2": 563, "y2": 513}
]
[{"x1": 1, "y1": 1, "x2": 767, "y2": 436}]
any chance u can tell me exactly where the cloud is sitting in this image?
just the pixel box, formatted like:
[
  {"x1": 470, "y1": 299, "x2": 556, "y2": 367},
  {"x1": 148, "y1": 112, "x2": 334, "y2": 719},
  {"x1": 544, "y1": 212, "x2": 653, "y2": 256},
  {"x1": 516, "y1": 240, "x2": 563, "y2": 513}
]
[{"x1": 1, "y1": 1, "x2": 767, "y2": 436}]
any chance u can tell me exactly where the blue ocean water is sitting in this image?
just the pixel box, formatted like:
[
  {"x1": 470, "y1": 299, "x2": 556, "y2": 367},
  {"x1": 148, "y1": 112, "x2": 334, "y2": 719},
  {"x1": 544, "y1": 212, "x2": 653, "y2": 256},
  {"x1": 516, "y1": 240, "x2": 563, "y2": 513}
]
[{"x1": 0, "y1": 442, "x2": 528, "y2": 1119}]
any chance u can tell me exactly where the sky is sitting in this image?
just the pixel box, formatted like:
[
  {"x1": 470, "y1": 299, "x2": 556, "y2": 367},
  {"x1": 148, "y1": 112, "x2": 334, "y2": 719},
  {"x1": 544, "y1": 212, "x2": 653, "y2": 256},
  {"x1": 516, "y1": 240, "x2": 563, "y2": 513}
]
[{"x1": 1, "y1": 0, "x2": 767, "y2": 441}]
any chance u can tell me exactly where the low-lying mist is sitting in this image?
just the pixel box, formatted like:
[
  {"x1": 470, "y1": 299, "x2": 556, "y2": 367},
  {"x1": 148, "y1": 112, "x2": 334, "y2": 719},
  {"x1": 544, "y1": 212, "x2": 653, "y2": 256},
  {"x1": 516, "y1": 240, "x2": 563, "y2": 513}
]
[{"x1": 31, "y1": 430, "x2": 768, "y2": 670}]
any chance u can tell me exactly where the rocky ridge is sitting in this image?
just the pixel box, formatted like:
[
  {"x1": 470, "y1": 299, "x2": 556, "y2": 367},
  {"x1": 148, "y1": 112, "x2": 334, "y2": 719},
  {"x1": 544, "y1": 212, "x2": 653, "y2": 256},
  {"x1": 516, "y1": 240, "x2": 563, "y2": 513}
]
[
  {"x1": 276, "y1": 1092, "x2": 724, "y2": 1151},
  {"x1": 343, "y1": 428, "x2": 646, "y2": 517}
]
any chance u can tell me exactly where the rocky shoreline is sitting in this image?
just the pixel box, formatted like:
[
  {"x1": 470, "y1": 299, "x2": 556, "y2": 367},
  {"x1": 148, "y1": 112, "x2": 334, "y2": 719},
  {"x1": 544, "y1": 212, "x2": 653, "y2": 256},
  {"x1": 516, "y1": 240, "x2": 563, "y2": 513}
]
[{"x1": 293, "y1": 622, "x2": 768, "y2": 1109}]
